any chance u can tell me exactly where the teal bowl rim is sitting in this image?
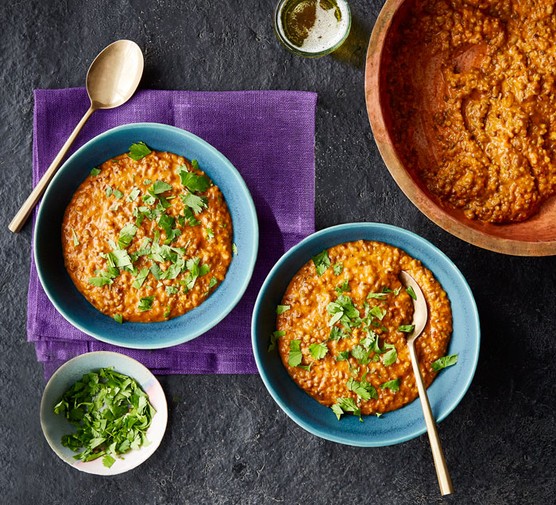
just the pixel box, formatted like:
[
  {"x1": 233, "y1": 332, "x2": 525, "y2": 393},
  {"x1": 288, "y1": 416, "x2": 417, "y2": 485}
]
[
  {"x1": 34, "y1": 122, "x2": 259, "y2": 349},
  {"x1": 251, "y1": 222, "x2": 480, "y2": 447}
]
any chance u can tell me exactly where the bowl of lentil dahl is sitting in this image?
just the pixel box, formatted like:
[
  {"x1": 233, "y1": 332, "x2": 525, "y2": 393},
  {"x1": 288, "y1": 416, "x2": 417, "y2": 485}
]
[
  {"x1": 34, "y1": 123, "x2": 258, "y2": 349},
  {"x1": 366, "y1": 0, "x2": 556, "y2": 256},
  {"x1": 252, "y1": 223, "x2": 479, "y2": 447}
]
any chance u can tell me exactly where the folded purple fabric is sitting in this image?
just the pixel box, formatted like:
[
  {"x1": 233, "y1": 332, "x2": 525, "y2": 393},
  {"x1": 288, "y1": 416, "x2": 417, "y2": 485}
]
[{"x1": 28, "y1": 88, "x2": 316, "y2": 377}]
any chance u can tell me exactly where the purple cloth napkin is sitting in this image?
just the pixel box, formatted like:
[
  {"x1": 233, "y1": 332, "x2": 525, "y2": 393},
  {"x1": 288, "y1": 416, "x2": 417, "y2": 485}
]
[{"x1": 28, "y1": 88, "x2": 316, "y2": 377}]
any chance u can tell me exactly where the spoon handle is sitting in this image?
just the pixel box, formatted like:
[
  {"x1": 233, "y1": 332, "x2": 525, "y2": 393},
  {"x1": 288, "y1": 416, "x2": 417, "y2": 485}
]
[
  {"x1": 408, "y1": 343, "x2": 454, "y2": 496},
  {"x1": 8, "y1": 105, "x2": 95, "y2": 233}
]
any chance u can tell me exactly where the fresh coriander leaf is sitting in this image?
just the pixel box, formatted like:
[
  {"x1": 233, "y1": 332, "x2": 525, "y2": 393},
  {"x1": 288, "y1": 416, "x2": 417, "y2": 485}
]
[
  {"x1": 113, "y1": 314, "x2": 123, "y2": 324},
  {"x1": 309, "y1": 342, "x2": 328, "y2": 360},
  {"x1": 333, "y1": 398, "x2": 362, "y2": 421},
  {"x1": 406, "y1": 285, "x2": 417, "y2": 300},
  {"x1": 142, "y1": 193, "x2": 157, "y2": 206},
  {"x1": 333, "y1": 263, "x2": 344, "y2": 275},
  {"x1": 102, "y1": 454, "x2": 116, "y2": 468},
  {"x1": 208, "y1": 277, "x2": 218, "y2": 289},
  {"x1": 347, "y1": 377, "x2": 378, "y2": 401},
  {"x1": 166, "y1": 285, "x2": 179, "y2": 296},
  {"x1": 182, "y1": 207, "x2": 200, "y2": 226},
  {"x1": 276, "y1": 305, "x2": 291, "y2": 315},
  {"x1": 112, "y1": 188, "x2": 124, "y2": 199},
  {"x1": 138, "y1": 296, "x2": 154, "y2": 312},
  {"x1": 394, "y1": 287, "x2": 402, "y2": 296},
  {"x1": 118, "y1": 223, "x2": 138, "y2": 249},
  {"x1": 105, "y1": 185, "x2": 113, "y2": 197},
  {"x1": 369, "y1": 306, "x2": 386, "y2": 320},
  {"x1": 88, "y1": 265, "x2": 118, "y2": 287},
  {"x1": 132, "y1": 268, "x2": 149, "y2": 289},
  {"x1": 90, "y1": 167, "x2": 101, "y2": 176},
  {"x1": 268, "y1": 330, "x2": 285, "y2": 352},
  {"x1": 381, "y1": 378, "x2": 400, "y2": 391},
  {"x1": 206, "y1": 228, "x2": 214, "y2": 241},
  {"x1": 108, "y1": 249, "x2": 132, "y2": 269},
  {"x1": 375, "y1": 413, "x2": 383, "y2": 418},
  {"x1": 179, "y1": 169, "x2": 211, "y2": 193},
  {"x1": 431, "y1": 354, "x2": 459, "y2": 371},
  {"x1": 191, "y1": 159, "x2": 200, "y2": 170},
  {"x1": 331, "y1": 403, "x2": 344, "y2": 420},
  {"x1": 367, "y1": 292, "x2": 388, "y2": 300},
  {"x1": 288, "y1": 340, "x2": 303, "y2": 367},
  {"x1": 163, "y1": 306, "x2": 171, "y2": 318},
  {"x1": 335, "y1": 279, "x2": 350, "y2": 293},
  {"x1": 127, "y1": 187, "x2": 141, "y2": 202},
  {"x1": 398, "y1": 324, "x2": 415, "y2": 333},
  {"x1": 128, "y1": 141, "x2": 152, "y2": 161},
  {"x1": 232, "y1": 243, "x2": 238, "y2": 255},
  {"x1": 143, "y1": 179, "x2": 152, "y2": 185},
  {"x1": 152, "y1": 180, "x2": 173, "y2": 194},
  {"x1": 328, "y1": 326, "x2": 346, "y2": 341},
  {"x1": 381, "y1": 343, "x2": 397, "y2": 366},
  {"x1": 351, "y1": 345, "x2": 370, "y2": 365},
  {"x1": 312, "y1": 250, "x2": 331, "y2": 276},
  {"x1": 158, "y1": 213, "x2": 176, "y2": 240},
  {"x1": 327, "y1": 295, "x2": 361, "y2": 328},
  {"x1": 336, "y1": 351, "x2": 350, "y2": 361},
  {"x1": 181, "y1": 192, "x2": 208, "y2": 214},
  {"x1": 71, "y1": 228, "x2": 80, "y2": 247}
]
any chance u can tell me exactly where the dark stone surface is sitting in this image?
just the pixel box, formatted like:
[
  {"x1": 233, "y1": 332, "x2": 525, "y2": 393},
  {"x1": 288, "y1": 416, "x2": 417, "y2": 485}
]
[{"x1": 1, "y1": 0, "x2": 555, "y2": 503}]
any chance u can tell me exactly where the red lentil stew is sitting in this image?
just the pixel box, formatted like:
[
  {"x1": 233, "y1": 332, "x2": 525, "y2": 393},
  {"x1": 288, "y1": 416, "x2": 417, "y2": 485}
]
[
  {"x1": 272, "y1": 240, "x2": 455, "y2": 420},
  {"x1": 62, "y1": 142, "x2": 233, "y2": 323},
  {"x1": 385, "y1": 0, "x2": 556, "y2": 224}
]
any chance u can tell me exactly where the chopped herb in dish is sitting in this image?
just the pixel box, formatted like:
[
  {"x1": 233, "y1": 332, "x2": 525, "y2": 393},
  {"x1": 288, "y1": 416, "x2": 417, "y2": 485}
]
[
  {"x1": 53, "y1": 367, "x2": 155, "y2": 468},
  {"x1": 312, "y1": 250, "x2": 331, "y2": 276},
  {"x1": 432, "y1": 354, "x2": 458, "y2": 371},
  {"x1": 128, "y1": 141, "x2": 152, "y2": 161}
]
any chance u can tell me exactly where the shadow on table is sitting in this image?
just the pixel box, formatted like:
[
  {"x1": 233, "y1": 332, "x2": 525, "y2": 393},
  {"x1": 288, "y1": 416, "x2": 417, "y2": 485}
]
[{"x1": 331, "y1": 14, "x2": 372, "y2": 69}]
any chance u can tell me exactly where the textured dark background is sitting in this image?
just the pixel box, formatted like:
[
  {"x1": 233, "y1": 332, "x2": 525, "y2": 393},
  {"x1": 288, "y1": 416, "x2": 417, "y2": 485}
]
[{"x1": 1, "y1": 0, "x2": 555, "y2": 504}]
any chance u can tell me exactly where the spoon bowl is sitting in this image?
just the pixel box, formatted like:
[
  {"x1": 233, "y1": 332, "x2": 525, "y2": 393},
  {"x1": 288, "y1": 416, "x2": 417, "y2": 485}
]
[{"x1": 8, "y1": 39, "x2": 144, "y2": 233}]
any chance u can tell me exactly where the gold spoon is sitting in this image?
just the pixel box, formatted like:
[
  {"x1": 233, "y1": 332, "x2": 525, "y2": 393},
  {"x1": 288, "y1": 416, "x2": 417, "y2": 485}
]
[
  {"x1": 399, "y1": 270, "x2": 454, "y2": 496},
  {"x1": 8, "y1": 39, "x2": 144, "y2": 233}
]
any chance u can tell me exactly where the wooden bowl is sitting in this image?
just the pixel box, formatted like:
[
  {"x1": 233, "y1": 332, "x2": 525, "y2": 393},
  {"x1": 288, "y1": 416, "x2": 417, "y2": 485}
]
[{"x1": 365, "y1": 0, "x2": 556, "y2": 256}]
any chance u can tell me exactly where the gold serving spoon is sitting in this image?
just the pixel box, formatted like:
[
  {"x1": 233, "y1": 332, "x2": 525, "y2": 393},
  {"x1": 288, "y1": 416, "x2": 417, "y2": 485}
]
[
  {"x1": 8, "y1": 39, "x2": 144, "y2": 233},
  {"x1": 399, "y1": 270, "x2": 454, "y2": 496}
]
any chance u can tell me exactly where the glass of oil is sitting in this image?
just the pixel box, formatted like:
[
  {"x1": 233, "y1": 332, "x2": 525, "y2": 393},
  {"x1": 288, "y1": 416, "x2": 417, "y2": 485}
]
[{"x1": 274, "y1": 0, "x2": 351, "y2": 57}]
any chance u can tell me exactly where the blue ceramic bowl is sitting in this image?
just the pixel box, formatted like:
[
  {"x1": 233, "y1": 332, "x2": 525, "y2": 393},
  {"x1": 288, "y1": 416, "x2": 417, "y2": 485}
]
[
  {"x1": 35, "y1": 123, "x2": 258, "y2": 349},
  {"x1": 40, "y1": 351, "x2": 168, "y2": 475},
  {"x1": 251, "y1": 223, "x2": 480, "y2": 447}
]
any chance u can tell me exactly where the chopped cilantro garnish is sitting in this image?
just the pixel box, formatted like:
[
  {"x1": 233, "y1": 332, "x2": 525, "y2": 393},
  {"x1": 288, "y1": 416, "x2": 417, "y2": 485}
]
[
  {"x1": 113, "y1": 314, "x2": 123, "y2": 324},
  {"x1": 369, "y1": 306, "x2": 386, "y2": 320},
  {"x1": 312, "y1": 250, "x2": 331, "y2": 276},
  {"x1": 268, "y1": 330, "x2": 285, "y2": 352},
  {"x1": 182, "y1": 207, "x2": 200, "y2": 226},
  {"x1": 406, "y1": 285, "x2": 417, "y2": 300},
  {"x1": 308, "y1": 342, "x2": 328, "y2": 360},
  {"x1": 152, "y1": 180, "x2": 173, "y2": 194},
  {"x1": 331, "y1": 397, "x2": 362, "y2": 421},
  {"x1": 112, "y1": 188, "x2": 124, "y2": 199},
  {"x1": 206, "y1": 228, "x2": 214, "y2": 241},
  {"x1": 90, "y1": 167, "x2": 101, "y2": 176},
  {"x1": 105, "y1": 185, "x2": 113, "y2": 197},
  {"x1": 333, "y1": 263, "x2": 343, "y2": 275},
  {"x1": 53, "y1": 367, "x2": 155, "y2": 466},
  {"x1": 108, "y1": 249, "x2": 133, "y2": 269},
  {"x1": 367, "y1": 292, "x2": 389, "y2": 300},
  {"x1": 347, "y1": 377, "x2": 378, "y2": 401},
  {"x1": 276, "y1": 305, "x2": 291, "y2": 315},
  {"x1": 143, "y1": 179, "x2": 152, "y2": 185},
  {"x1": 288, "y1": 340, "x2": 303, "y2": 367},
  {"x1": 138, "y1": 296, "x2": 154, "y2": 312},
  {"x1": 381, "y1": 343, "x2": 397, "y2": 366},
  {"x1": 191, "y1": 159, "x2": 200, "y2": 170},
  {"x1": 165, "y1": 285, "x2": 179, "y2": 296},
  {"x1": 178, "y1": 168, "x2": 211, "y2": 193},
  {"x1": 335, "y1": 279, "x2": 350, "y2": 293},
  {"x1": 431, "y1": 354, "x2": 458, "y2": 371},
  {"x1": 181, "y1": 192, "x2": 207, "y2": 214},
  {"x1": 88, "y1": 266, "x2": 119, "y2": 287},
  {"x1": 132, "y1": 267, "x2": 149, "y2": 289},
  {"x1": 127, "y1": 187, "x2": 141, "y2": 202},
  {"x1": 118, "y1": 223, "x2": 138, "y2": 249},
  {"x1": 128, "y1": 141, "x2": 152, "y2": 161},
  {"x1": 328, "y1": 326, "x2": 346, "y2": 341},
  {"x1": 351, "y1": 345, "x2": 371, "y2": 365},
  {"x1": 208, "y1": 277, "x2": 218, "y2": 289},
  {"x1": 381, "y1": 378, "x2": 400, "y2": 391},
  {"x1": 398, "y1": 324, "x2": 415, "y2": 333},
  {"x1": 71, "y1": 228, "x2": 80, "y2": 247},
  {"x1": 232, "y1": 243, "x2": 238, "y2": 255},
  {"x1": 142, "y1": 193, "x2": 157, "y2": 206},
  {"x1": 327, "y1": 294, "x2": 360, "y2": 328},
  {"x1": 163, "y1": 306, "x2": 171, "y2": 318},
  {"x1": 336, "y1": 351, "x2": 350, "y2": 361}
]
